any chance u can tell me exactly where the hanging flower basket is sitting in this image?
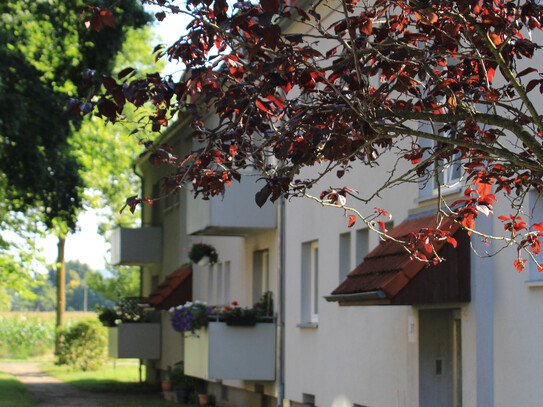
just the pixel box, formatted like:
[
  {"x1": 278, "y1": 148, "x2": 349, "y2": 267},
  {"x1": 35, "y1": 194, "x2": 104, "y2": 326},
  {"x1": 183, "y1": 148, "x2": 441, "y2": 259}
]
[{"x1": 188, "y1": 243, "x2": 218, "y2": 266}]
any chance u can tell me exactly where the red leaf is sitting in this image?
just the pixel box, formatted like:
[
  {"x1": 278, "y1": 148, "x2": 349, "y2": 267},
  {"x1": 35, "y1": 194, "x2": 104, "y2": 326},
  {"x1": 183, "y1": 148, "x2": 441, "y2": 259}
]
[
  {"x1": 118, "y1": 67, "x2": 135, "y2": 80},
  {"x1": 514, "y1": 259, "x2": 526, "y2": 273},
  {"x1": 478, "y1": 182, "x2": 491, "y2": 198},
  {"x1": 255, "y1": 185, "x2": 271, "y2": 208},
  {"x1": 446, "y1": 236, "x2": 457, "y2": 248},
  {"x1": 486, "y1": 67, "x2": 496, "y2": 83},
  {"x1": 518, "y1": 67, "x2": 538, "y2": 77},
  {"x1": 256, "y1": 99, "x2": 271, "y2": 113},
  {"x1": 526, "y1": 79, "x2": 539, "y2": 93},
  {"x1": 377, "y1": 221, "x2": 386, "y2": 232},
  {"x1": 488, "y1": 33, "x2": 501, "y2": 46},
  {"x1": 99, "y1": 10, "x2": 115, "y2": 28},
  {"x1": 360, "y1": 20, "x2": 372, "y2": 36},
  {"x1": 533, "y1": 222, "x2": 543, "y2": 232},
  {"x1": 461, "y1": 214, "x2": 475, "y2": 233},
  {"x1": 347, "y1": 215, "x2": 356, "y2": 228}
]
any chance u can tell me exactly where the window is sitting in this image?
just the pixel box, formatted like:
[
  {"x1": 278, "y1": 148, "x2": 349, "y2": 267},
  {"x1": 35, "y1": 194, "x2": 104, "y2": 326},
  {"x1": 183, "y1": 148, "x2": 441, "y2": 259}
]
[
  {"x1": 252, "y1": 250, "x2": 270, "y2": 304},
  {"x1": 216, "y1": 263, "x2": 223, "y2": 305},
  {"x1": 356, "y1": 228, "x2": 369, "y2": 265},
  {"x1": 339, "y1": 232, "x2": 351, "y2": 282},
  {"x1": 224, "y1": 261, "x2": 231, "y2": 304},
  {"x1": 301, "y1": 240, "x2": 319, "y2": 324},
  {"x1": 432, "y1": 146, "x2": 462, "y2": 192},
  {"x1": 207, "y1": 265, "x2": 214, "y2": 303},
  {"x1": 418, "y1": 126, "x2": 462, "y2": 200}
]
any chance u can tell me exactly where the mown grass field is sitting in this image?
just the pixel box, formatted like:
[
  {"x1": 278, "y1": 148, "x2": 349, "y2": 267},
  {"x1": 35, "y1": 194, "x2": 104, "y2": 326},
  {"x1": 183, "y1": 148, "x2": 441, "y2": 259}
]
[{"x1": 0, "y1": 311, "x2": 96, "y2": 359}]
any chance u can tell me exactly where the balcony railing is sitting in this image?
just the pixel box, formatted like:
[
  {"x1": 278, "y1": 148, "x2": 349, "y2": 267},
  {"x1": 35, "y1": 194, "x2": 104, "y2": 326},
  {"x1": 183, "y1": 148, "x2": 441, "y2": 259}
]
[
  {"x1": 184, "y1": 321, "x2": 276, "y2": 380},
  {"x1": 111, "y1": 227, "x2": 162, "y2": 265},
  {"x1": 185, "y1": 178, "x2": 277, "y2": 236},
  {"x1": 108, "y1": 322, "x2": 161, "y2": 359}
]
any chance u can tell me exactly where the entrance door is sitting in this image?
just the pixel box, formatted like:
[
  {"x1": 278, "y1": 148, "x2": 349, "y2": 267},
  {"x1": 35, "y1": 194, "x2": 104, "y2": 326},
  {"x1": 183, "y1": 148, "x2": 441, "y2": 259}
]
[{"x1": 419, "y1": 309, "x2": 462, "y2": 407}]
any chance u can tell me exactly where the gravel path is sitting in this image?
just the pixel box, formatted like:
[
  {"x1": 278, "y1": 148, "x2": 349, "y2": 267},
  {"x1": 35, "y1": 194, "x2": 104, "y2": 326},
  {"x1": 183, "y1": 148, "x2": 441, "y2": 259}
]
[{"x1": 0, "y1": 362, "x2": 166, "y2": 407}]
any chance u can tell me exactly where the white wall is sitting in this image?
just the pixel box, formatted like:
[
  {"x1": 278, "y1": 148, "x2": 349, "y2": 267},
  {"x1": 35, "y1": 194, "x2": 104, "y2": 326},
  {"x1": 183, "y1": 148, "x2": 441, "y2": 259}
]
[{"x1": 283, "y1": 161, "x2": 419, "y2": 406}]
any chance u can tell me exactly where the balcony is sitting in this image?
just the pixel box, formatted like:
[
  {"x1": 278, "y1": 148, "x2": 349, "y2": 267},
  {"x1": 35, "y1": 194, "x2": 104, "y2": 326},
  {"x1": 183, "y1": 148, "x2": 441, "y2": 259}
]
[
  {"x1": 186, "y1": 178, "x2": 277, "y2": 236},
  {"x1": 111, "y1": 227, "x2": 162, "y2": 265},
  {"x1": 108, "y1": 323, "x2": 161, "y2": 359},
  {"x1": 184, "y1": 321, "x2": 276, "y2": 381}
]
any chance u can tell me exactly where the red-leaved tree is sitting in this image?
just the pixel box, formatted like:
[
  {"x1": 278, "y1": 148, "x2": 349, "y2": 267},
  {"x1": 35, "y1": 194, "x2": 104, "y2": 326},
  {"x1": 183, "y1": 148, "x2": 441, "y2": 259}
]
[{"x1": 82, "y1": 0, "x2": 543, "y2": 271}]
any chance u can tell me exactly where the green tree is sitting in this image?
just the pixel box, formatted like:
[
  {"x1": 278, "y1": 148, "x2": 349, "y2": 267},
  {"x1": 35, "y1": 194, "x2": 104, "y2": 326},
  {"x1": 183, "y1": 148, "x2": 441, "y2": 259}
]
[
  {"x1": 0, "y1": 0, "x2": 151, "y2": 355},
  {"x1": 0, "y1": 287, "x2": 11, "y2": 312},
  {"x1": 86, "y1": 265, "x2": 140, "y2": 302}
]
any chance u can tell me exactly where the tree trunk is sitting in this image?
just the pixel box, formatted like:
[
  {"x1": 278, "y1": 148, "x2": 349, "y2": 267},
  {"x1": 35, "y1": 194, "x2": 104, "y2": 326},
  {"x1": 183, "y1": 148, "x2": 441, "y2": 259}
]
[{"x1": 55, "y1": 236, "x2": 66, "y2": 356}]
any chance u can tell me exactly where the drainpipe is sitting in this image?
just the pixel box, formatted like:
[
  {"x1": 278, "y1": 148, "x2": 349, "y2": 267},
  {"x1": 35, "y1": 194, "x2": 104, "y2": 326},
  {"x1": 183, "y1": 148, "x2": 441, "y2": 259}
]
[{"x1": 276, "y1": 196, "x2": 286, "y2": 407}]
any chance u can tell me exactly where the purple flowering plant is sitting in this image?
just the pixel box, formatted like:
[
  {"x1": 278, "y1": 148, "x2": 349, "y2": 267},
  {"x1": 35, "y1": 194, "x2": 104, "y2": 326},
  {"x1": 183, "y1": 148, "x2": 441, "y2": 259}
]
[{"x1": 170, "y1": 301, "x2": 214, "y2": 336}]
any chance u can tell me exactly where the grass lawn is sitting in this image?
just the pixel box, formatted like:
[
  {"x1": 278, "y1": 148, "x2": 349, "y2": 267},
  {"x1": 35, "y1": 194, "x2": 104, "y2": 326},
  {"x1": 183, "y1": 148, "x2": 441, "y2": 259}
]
[
  {"x1": 104, "y1": 403, "x2": 191, "y2": 407},
  {"x1": 42, "y1": 362, "x2": 196, "y2": 407},
  {"x1": 0, "y1": 371, "x2": 34, "y2": 407},
  {"x1": 41, "y1": 361, "x2": 157, "y2": 393}
]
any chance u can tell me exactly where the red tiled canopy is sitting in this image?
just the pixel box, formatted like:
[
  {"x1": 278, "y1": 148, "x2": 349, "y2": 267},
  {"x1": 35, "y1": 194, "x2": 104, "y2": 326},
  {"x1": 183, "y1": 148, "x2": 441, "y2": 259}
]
[
  {"x1": 328, "y1": 214, "x2": 471, "y2": 305},
  {"x1": 146, "y1": 266, "x2": 192, "y2": 310}
]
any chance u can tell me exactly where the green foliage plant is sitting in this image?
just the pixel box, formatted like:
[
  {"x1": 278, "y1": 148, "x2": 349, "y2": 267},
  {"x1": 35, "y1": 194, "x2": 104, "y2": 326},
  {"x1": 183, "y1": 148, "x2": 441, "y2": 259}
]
[
  {"x1": 219, "y1": 301, "x2": 259, "y2": 326},
  {"x1": 56, "y1": 318, "x2": 107, "y2": 371},
  {"x1": 188, "y1": 243, "x2": 218, "y2": 266},
  {"x1": 96, "y1": 305, "x2": 118, "y2": 327},
  {"x1": 169, "y1": 362, "x2": 195, "y2": 391}
]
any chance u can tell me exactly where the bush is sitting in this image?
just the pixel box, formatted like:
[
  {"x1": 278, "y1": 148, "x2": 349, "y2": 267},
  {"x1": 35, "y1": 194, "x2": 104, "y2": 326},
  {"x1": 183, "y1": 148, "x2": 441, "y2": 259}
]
[{"x1": 57, "y1": 318, "x2": 107, "y2": 371}]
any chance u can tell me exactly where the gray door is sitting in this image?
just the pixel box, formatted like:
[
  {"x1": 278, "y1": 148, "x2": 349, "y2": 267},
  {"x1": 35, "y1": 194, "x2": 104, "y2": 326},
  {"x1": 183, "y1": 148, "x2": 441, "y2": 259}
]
[{"x1": 419, "y1": 309, "x2": 462, "y2": 407}]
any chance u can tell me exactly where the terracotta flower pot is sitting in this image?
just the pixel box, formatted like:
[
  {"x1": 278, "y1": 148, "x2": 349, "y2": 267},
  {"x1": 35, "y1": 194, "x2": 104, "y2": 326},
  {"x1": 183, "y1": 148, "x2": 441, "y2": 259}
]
[
  {"x1": 198, "y1": 393, "x2": 211, "y2": 406},
  {"x1": 161, "y1": 379, "x2": 172, "y2": 391}
]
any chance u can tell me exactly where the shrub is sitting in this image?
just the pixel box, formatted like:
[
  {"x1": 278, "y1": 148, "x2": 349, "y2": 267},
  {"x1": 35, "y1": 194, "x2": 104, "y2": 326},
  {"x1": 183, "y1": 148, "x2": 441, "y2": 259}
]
[{"x1": 57, "y1": 318, "x2": 107, "y2": 371}]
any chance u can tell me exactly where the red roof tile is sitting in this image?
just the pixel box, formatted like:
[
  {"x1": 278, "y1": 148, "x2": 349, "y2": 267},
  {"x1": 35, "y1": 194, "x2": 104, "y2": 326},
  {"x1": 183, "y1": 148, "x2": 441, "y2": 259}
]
[
  {"x1": 147, "y1": 266, "x2": 192, "y2": 310},
  {"x1": 331, "y1": 214, "x2": 461, "y2": 300}
]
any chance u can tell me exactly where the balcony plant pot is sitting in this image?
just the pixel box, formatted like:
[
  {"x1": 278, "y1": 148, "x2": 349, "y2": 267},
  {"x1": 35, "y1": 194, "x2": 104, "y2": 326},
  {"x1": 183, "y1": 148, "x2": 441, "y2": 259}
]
[
  {"x1": 224, "y1": 315, "x2": 257, "y2": 326},
  {"x1": 197, "y1": 257, "x2": 209, "y2": 267},
  {"x1": 161, "y1": 379, "x2": 172, "y2": 391},
  {"x1": 198, "y1": 393, "x2": 211, "y2": 406}
]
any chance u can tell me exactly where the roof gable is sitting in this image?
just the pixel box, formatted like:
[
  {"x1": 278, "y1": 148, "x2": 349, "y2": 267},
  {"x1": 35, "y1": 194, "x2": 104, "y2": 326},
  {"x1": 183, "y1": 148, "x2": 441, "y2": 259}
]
[
  {"x1": 146, "y1": 266, "x2": 193, "y2": 310},
  {"x1": 327, "y1": 214, "x2": 471, "y2": 305}
]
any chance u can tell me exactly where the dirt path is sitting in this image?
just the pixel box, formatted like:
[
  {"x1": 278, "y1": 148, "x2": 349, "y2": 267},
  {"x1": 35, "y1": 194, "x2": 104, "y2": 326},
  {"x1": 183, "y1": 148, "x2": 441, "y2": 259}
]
[{"x1": 0, "y1": 362, "x2": 165, "y2": 407}]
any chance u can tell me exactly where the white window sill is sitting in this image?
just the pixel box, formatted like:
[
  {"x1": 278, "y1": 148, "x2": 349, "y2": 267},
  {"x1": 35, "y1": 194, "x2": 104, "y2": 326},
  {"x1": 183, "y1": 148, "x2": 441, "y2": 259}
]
[
  {"x1": 525, "y1": 280, "x2": 543, "y2": 288},
  {"x1": 417, "y1": 186, "x2": 463, "y2": 205},
  {"x1": 296, "y1": 322, "x2": 318, "y2": 329}
]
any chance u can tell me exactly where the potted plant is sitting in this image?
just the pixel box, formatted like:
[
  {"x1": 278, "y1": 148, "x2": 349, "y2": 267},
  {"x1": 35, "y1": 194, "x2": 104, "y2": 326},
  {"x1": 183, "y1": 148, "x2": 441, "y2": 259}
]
[
  {"x1": 254, "y1": 291, "x2": 274, "y2": 318},
  {"x1": 96, "y1": 297, "x2": 149, "y2": 327},
  {"x1": 96, "y1": 305, "x2": 118, "y2": 327},
  {"x1": 170, "y1": 362, "x2": 195, "y2": 403},
  {"x1": 220, "y1": 301, "x2": 259, "y2": 326},
  {"x1": 195, "y1": 379, "x2": 211, "y2": 406},
  {"x1": 188, "y1": 242, "x2": 218, "y2": 266},
  {"x1": 170, "y1": 301, "x2": 214, "y2": 336},
  {"x1": 219, "y1": 293, "x2": 274, "y2": 326}
]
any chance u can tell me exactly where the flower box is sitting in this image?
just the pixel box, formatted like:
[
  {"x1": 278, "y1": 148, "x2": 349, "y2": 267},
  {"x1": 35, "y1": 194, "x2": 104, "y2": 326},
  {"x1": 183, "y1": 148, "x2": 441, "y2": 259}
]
[
  {"x1": 108, "y1": 322, "x2": 161, "y2": 359},
  {"x1": 184, "y1": 321, "x2": 276, "y2": 380}
]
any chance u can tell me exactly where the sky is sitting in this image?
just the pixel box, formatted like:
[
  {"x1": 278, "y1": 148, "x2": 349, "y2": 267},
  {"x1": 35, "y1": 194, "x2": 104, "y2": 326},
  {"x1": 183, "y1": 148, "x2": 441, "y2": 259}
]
[{"x1": 38, "y1": 7, "x2": 189, "y2": 272}]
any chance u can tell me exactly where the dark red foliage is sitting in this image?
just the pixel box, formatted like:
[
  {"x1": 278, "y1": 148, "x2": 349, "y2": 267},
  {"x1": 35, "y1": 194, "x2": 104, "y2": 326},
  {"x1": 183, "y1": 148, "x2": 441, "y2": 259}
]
[{"x1": 84, "y1": 0, "x2": 543, "y2": 271}]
